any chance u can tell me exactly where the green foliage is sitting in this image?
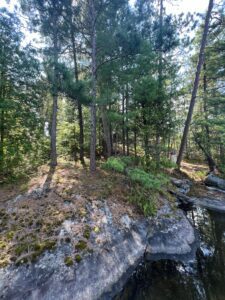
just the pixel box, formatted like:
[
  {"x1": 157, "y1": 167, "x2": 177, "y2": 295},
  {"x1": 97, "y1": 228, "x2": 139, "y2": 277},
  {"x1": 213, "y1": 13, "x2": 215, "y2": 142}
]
[
  {"x1": 160, "y1": 158, "x2": 177, "y2": 169},
  {"x1": 0, "y1": 8, "x2": 47, "y2": 179},
  {"x1": 102, "y1": 157, "x2": 126, "y2": 173},
  {"x1": 129, "y1": 187, "x2": 157, "y2": 216},
  {"x1": 64, "y1": 256, "x2": 73, "y2": 267},
  {"x1": 127, "y1": 168, "x2": 168, "y2": 190}
]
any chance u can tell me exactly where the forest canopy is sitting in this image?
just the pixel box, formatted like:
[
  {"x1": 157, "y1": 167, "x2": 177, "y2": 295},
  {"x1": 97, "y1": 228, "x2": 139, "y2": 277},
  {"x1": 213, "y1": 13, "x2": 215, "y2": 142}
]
[{"x1": 0, "y1": 0, "x2": 225, "y2": 181}]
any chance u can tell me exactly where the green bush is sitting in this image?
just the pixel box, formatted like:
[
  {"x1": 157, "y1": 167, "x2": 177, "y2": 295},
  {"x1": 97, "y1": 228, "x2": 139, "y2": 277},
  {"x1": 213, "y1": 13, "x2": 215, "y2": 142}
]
[
  {"x1": 127, "y1": 168, "x2": 168, "y2": 190},
  {"x1": 160, "y1": 158, "x2": 177, "y2": 169},
  {"x1": 120, "y1": 156, "x2": 139, "y2": 167},
  {"x1": 129, "y1": 187, "x2": 157, "y2": 216},
  {"x1": 102, "y1": 157, "x2": 126, "y2": 173}
]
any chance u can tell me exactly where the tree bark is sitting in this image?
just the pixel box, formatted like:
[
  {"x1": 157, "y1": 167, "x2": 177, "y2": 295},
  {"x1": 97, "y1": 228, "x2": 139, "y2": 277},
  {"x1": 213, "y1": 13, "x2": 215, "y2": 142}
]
[
  {"x1": 176, "y1": 0, "x2": 214, "y2": 167},
  {"x1": 101, "y1": 105, "x2": 111, "y2": 158},
  {"x1": 0, "y1": 110, "x2": 4, "y2": 171},
  {"x1": 122, "y1": 91, "x2": 125, "y2": 155},
  {"x1": 50, "y1": 33, "x2": 58, "y2": 167},
  {"x1": 155, "y1": 0, "x2": 163, "y2": 168},
  {"x1": 70, "y1": 6, "x2": 85, "y2": 165},
  {"x1": 90, "y1": 0, "x2": 97, "y2": 173},
  {"x1": 125, "y1": 85, "x2": 129, "y2": 156}
]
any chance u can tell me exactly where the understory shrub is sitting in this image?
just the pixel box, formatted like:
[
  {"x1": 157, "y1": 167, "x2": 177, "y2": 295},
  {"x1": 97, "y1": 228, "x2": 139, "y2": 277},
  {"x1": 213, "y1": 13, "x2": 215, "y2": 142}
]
[
  {"x1": 102, "y1": 157, "x2": 126, "y2": 173},
  {"x1": 102, "y1": 157, "x2": 169, "y2": 216},
  {"x1": 127, "y1": 168, "x2": 168, "y2": 190},
  {"x1": 129, "y1": 187, "x2": 157, "y2": 216}
]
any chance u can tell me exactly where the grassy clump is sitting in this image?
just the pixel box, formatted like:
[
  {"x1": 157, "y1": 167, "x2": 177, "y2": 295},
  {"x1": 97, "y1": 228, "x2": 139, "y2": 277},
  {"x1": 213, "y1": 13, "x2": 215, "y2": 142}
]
[
  {"x1": 128, "y1": 168, "x2": 168, "y2": 190},
  {"x1": 102, "y1": 157, "x2": 170, "y2": 216},
  {"x1": 119, "y1": 156, "x2": 138, "y2": 167},
  {"x1": 102, "y1": 156, "x2": 140, "y2": 173},
  {"x1": 102, "y1": 157, "x2": 126, "y2": 173},
  {"x1": 129, "y1": 187, "x2": 157, "y2": 216},
  {"x1": 127, "y1": 168, "x2": 169, "y2": 215}
]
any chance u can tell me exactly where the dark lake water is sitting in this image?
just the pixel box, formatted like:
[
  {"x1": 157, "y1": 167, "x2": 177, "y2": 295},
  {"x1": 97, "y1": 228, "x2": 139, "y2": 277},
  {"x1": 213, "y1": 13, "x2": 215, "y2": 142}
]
[{"x1": 116, "y1": 206, "x2": 225, "y2": 300}]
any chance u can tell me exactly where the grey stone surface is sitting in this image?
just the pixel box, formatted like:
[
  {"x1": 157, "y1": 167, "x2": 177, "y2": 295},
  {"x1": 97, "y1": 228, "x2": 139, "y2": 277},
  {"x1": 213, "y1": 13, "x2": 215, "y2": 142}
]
[
  {"x1": 171, "y1": 177, "x2": 192, "y2": 194},
  {"x1": 176, "y1": 192, "x2": 225, "y2": 213},
  {"x1": 0, "y1": 199, "x2": 197, "y2": 300},
  {"x1": 205, "y1": 174, "x2": 225, "y2": 191}
]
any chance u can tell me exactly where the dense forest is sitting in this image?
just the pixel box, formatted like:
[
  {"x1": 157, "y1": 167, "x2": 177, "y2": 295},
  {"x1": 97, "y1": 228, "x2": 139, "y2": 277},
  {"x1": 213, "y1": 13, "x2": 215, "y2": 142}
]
[{"x1": 0, "y1": 0, "x2": 224, "y2": 180}]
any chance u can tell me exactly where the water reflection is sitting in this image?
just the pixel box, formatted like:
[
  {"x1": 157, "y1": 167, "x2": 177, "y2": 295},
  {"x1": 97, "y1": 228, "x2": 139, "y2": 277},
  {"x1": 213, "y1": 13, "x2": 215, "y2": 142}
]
[{"x1": 116, "y1": 207, "x2": 225, "y2": 300}]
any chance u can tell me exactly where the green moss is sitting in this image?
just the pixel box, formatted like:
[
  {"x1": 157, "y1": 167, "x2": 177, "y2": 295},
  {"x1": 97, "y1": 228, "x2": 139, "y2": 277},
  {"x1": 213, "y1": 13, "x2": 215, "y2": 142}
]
[
  {"x1": 75, "y1": 240, "x2": 87, "y2": 251},
  {"x1": 75, "y1": 254, "x2": 82, "y2": 263},
  {"x1": 15, "y1": 243, "x2": 28, "y2": 256},
  {"x1": 0, "y1": 240, "x2": 7, "y2": 250},
  {"x1": 93, "y1": 226, "x2": 100, "y2": 233},
  {"x1": 83, "y1": 226, "x2": 91, "y2": 239},
  {"x1": 6, "y1": 231, "x2": 15, "y2": 240},
  {"x1": 64, "y1": 256, "x2": 73, "y2": 267},
  {"x1": 0, "y1": 258, "x2": 9, "y2": 268},
  {"x1": 33, "y1": 240, "x2": 56, "y2": 252}
]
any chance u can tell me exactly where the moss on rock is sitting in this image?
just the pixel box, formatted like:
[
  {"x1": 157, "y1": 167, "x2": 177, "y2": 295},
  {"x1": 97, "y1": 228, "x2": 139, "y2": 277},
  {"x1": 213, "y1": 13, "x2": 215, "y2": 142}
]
[
  {"x1": 75, "y1": 254, "x2": 82, "y2": 263},
  {"x1": 75, "y1": 240, "x2": 87, "y2": 251},
  {"x1": 64, "y1": 256, "x2": 73, "y2": 267}
]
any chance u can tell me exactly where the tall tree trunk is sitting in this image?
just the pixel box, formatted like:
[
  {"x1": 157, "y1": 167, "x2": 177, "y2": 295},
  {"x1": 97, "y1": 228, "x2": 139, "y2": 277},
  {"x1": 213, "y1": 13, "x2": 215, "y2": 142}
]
[
  {"x1": 176, "y1": 0, "x2": 214, "y2": 167},
  {"x1": 78, "y1": 103, "x2": 85, "y2": 164},
  {"x1": 101, "y1": 105, "x2": 111, "y2": 158},
  {"x1": 90, "y1": 0, "x2": 97, "y2": 173},
  {"x1": 125, "y1": 85, "x2": 129, "y2": 156},
  {"x1": 50, "y1": 33, "x2": 58, "y2": 167},
  {"x1": 122, "y1": 91, "x2": 125, "y2": 155},
  {"x1": 70, "y1": 8, "x2": 85, "y2": 165},
  {"x1": 0, "y1": 110, "x2": 4, "y2": 171},
  {"x1": 155, "y1": 0, "x2": 163, "y2": 168}
]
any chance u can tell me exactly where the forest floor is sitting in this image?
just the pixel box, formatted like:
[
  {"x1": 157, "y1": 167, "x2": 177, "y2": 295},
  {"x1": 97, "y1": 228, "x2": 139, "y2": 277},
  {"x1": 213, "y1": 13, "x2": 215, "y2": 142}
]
[{"x1": 0, "y1": 159, "x2": 211, "y2": 269}]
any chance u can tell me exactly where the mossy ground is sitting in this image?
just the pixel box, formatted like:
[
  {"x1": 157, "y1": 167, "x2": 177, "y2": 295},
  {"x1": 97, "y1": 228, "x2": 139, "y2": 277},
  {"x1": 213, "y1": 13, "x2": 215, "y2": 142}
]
[{"x1": 0, "y1": 160, "x2": 148, "y2": 268}]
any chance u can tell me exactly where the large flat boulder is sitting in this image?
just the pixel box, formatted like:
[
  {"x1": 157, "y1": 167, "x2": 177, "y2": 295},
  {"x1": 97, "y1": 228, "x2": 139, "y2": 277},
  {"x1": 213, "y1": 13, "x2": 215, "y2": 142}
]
[{"x1": 0, "y1": 200, "x2": 197, "y2": 300}]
